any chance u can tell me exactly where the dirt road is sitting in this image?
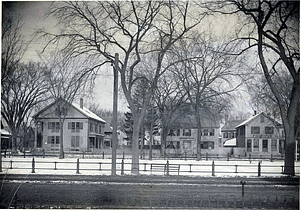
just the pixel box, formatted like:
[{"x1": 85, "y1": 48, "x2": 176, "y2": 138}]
[{"x1": 0, "y1": 174, "x2": 298, "y2": 209}]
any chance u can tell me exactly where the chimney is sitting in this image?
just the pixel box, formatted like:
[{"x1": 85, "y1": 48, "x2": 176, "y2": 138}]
[
  {"x1": 80, "y1": 98, "x2": 83, "y2": 109},
  {"x1": 254, "y1": 110, "x2": 257, "y2": 116}
]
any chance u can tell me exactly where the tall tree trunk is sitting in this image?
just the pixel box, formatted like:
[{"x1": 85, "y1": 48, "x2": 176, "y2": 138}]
[
  {"x1": 160, "y1": 127, "x2": 167, "y2": 158},
  {"x1": 131, "y1": 117, "x2": 141, "y2": 174},
  {"x1": 195, "y1": 107, "x2": 202, "y2": 161},
  {"x1": 284, "y1": 126, "x2": 295, "y2": 175},
  {"x1": 149, "y1": 113, "x2": 153, "y2": 160},
  {"x1": 59, "y1": 116, "x2": 64, "y2": 159}
]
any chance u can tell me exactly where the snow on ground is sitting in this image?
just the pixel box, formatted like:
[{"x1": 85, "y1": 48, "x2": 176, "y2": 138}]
[{"x1": 1, "y1": 157, "x2": 299, "y2": 177}]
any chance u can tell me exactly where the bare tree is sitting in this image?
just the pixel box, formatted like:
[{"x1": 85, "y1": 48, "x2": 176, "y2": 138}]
[
  {"x1": 40, "y1": 52, "x2": 91, "y2": 158},
  {"x1": 170, "y1": 34, "x2": 247, "y2": 160},
  {"x1": 1, "y1": 62, "x2": 49, "y2": 152},
  {"x1": 204, "y1": 0, "x2": 299, "y2": 175},
  {"x1": 2, "y1": 4, "x2": 49, "y2": 152},
  {"x1": 154, "y1": 74, "x2": 188, "y2": 157},
  {"x1": 41, "y1": 1, "x2": 205, "y2": 173}
]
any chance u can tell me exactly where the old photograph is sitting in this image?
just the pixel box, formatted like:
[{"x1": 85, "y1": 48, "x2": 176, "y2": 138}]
[{"x1": 1, "y1": 1, "x2": 299, "y2": 209}]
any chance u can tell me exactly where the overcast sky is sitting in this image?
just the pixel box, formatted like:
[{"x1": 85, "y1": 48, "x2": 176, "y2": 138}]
[{"x1": 2, "y1": 1, "x2": 253, "y2": 117}]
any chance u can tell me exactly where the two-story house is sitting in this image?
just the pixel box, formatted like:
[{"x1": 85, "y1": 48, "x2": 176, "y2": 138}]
[
  {"x1": 235, "y1": 112, "x2": 284, "y2": 158},
  {"x1": 165, "y1": 110, "x2": 221, "y2": 156},
  {"x1": 33, "y1": 98, "x2": 106, "y2": 153}
]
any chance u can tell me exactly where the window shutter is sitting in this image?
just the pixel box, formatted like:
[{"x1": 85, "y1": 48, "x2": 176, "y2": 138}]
[
  {"x1": 80, "y1": 122, "x2": 83, "y2": 129},
  {"x1": 68, "y1": 122, "x2": 72, "y2": 129}
]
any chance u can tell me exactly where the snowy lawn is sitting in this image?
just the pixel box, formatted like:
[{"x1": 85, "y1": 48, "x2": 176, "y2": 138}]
[{"x1": 1, "y1": 157, "x2": 299, "y2": 177}]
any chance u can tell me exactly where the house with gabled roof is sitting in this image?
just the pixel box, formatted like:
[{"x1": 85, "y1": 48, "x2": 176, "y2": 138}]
[
  {"x1": 165, "y1": 108, "x2": 222, "y2": 156},
  {"x1": 33, "y1": 98, "x2": 106, "y2": 153},
  {"x1": 235, "y1": 112, "x2": 284, "y2": 157},
  {"x1": 222, "y1": 119, "x2": 245, "y2": 147}
]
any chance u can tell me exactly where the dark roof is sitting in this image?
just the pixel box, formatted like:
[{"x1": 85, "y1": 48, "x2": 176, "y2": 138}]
[
  {"x1": 171, "y1": 110, "x2": 220, "y2": 129},
  {"x1": 222, "y1": 119, "x2": 245, "y2": 131}
]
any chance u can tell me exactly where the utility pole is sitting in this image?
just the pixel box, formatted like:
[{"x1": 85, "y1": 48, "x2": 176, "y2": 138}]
[{"x1": 111, "y1": 53, "x2": 119, "y2": 175}]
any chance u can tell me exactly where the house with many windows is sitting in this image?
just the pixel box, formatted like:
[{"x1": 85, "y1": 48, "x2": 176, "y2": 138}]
[
  {"x1": 165, "y1": 109, "x2": 222, "y2": 156},
  {"x1": 33, "y1": 98, "x2": 106, "y2": 153},
  {"x1": 235, "y1": 112, "x2": 284, "y2": 157}
]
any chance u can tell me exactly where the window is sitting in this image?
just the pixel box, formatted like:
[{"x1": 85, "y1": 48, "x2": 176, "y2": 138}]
[
  {"x1": 201, "y1": 141, "x2": 208, "y2": 149},
  {"x1": 95, "y1": 125, "x2": 98, "y2": 133},
  {"x1": 166, "y1": 141, "x2": 175, "y2": 148},
  {"x1": 68, "y1": 122, "x2": 83, "y2": 132},
  {"x1": 176, "y1": 129, "x2": 180, "y2": 136},
  {"x1": 253, "y1": 139, "x2": 259, "y2": 151},
  {"x1": 271, "y1": 140, "x2": 277, "y2": 151},
  {"x1": 262, "y1": 139, "x2": 268, "y2": 152},
  {"x1": 251, "y1": 126, "x2": 260, "y2": 134},
  {"x1": 48, "y1": 122, "x2": 60, "y2": 132},
  {"x1": 208, "y1": 141, "x2": 214, "y2": 149},
  {"x1": 47, "y1": 136, "x2": 60, "y2": 147},
  {"x1": 265, "y1": 126, "x2": 274, "y2": 134},
  {"x1": 247, "y1": 139, "x2": 252, "y2": 152},
  {"x1": 209, "y1": 129, "x2": 215, "y2": 136},
  {"x1": 203, "y1": 129, "x2": 208, "y2": 136},
  {"x1": 90, "y1": 123, "x2": 94, "y2": 132},
  {"x1": 71, "y1": 136, "x2": 80, "y2": 148},
  {"x1": 201, "y1": 141, "x2": 214, "y2": 149},
  {"x1": 168, "y1": 129, "x2": 175, "y2": 136},
  {"x1": 279, "y1": 140, "x2": 285, "y2": 153},
  {"x1": 176, "y1": 141, "x2": 180, "y2": 149},
  {"x1": 183, "y1": 129, "x2": 191, "y2": 136},
  {"x1": 223, "y1": 133, "x2": 228, "y2": 138}
]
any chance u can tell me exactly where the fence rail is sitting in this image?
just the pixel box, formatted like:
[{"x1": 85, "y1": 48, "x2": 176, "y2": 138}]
[
  {"x1": 0, "y1": 149, "x2": 287, "y2": 162},
  {"x1": 2, "y1": 158, "x2": 300, "y2": 176}
]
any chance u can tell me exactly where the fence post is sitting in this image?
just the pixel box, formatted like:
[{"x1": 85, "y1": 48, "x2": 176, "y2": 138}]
[
  {"x1": 271, "y1": 154, "x2": 273, "y2": 162},
  {"x1": 212, "y1": 160, "x2": 215, "y2": 176},
  {"x1": 121, "y1": 159, "x2": 124, "y2": 175},
  {"x1": 24, "y1": 150, "x2": 26, "y2": 158},
  {"x1": 32, "y1": 157, "x2": 35, "y2": 173},
  {"x1": 166, "y1": 160, "x2": 170, "y2": 176},
  {"x1": 258, "y1": 161, "x2": 261, "y2": 177},
  {"x1": 227, "y1": 153, "x2": 230, "y2": 161},
  {"x1": 240, "y1": 181, "x2": 246, "y2": 196},
  {"x1": 123, "y1": 151, "x2": 125, "y2": 159},
  {"x1": 10, "y1": 160, "x2": 13, "y2": 169},
  {"x1": 102, "y1": 151, "x2": 105, "y2": 159},
  {"x1": 76, "y1": 158, "x2": 80, "y2": 174},
  {"x1": 185, "y1": 152, "x2": 187, "y2": 161},
  {"x1": 54, "y1": 161, "x2": 57, "y2": 170},
  {"x1": 206, "y1": 152, "x2": 208, "y2": 161},
  {"x1": 43, "y1": 149, "x2": 45, "y2": 158},
  {"x1": 82, "y1": 151, "x2": 85, "y2": 159},
  {"x1": 249, "y1": 153, "x2": 251, "y2": 163}
]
